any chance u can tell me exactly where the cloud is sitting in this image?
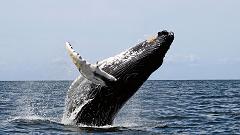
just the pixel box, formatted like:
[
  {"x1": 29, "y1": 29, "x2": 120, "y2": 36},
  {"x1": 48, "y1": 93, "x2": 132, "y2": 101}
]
[
  {"x1": 165, "y1": 54, "x2": 200, "y2": 64},
  {"x1": 0, "y1": 61, "x2": 7, "y2": 70},
  {"x1": 217, "y1": 58, "x2": 240, "y2": 64}
]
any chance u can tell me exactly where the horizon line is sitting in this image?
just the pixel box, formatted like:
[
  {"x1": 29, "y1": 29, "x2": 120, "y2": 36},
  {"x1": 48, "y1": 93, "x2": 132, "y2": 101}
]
[{"x1": 1, "y1": 79, "x2": 240, "y2": 82}]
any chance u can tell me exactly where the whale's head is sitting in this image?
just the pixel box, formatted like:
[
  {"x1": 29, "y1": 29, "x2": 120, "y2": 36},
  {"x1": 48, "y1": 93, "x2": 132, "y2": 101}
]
[
  {"x1": 133, "y1": 30, "x2": 174, "y2": 72},
  {"x1": 101, "y1": 30, "x2": 174, "y2": 83}
]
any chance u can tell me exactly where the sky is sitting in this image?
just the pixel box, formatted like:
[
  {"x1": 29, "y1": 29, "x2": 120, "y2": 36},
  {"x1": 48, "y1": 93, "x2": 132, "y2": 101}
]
[{"x1": 0, "y1": 0, "x2": 240, "y2": 81}]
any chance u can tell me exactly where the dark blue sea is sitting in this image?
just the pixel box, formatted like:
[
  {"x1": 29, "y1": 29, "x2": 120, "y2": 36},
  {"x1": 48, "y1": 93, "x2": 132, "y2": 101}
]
[{"x1": 1, "y1": 80, "x2": 240, "y2": 134}]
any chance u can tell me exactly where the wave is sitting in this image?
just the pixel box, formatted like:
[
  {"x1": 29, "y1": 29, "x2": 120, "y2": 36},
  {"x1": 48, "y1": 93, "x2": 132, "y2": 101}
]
[{"x1": 9, "y1": 115, "x2": 61, "y2": 125}]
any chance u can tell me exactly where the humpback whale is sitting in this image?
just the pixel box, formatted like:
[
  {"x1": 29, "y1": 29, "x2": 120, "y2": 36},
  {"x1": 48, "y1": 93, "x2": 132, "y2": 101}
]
[{"x1": 62, "y1": 30, "x2": 174, "y2": 126}]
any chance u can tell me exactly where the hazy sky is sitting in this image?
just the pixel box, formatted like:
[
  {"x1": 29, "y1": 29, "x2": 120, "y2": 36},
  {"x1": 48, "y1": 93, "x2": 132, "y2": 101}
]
[{"x1": 0, "y1": 0, "x2": 240, "y2": 80}]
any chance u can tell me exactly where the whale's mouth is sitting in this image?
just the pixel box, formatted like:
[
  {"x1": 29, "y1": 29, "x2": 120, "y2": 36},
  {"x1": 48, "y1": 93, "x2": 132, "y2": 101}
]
[
  {"x1": 158, "y1": 30, "x2": 174, "y2": 39},
  {"x1": 158, "y1": 30, "x2": 174, "y2": 36}
]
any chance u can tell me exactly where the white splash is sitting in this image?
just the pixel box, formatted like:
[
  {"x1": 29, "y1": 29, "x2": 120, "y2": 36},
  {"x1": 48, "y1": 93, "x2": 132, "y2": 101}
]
[
  {"x1": 61, "y1": 99, "x2": 92, "y2": 125},
  {"x1": 61, "y1": 75, "x2": 94, "y2": 125}
]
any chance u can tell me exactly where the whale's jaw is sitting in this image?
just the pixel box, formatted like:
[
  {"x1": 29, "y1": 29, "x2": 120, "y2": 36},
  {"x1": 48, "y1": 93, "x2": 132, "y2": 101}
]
[{"x1": 62, "y1": 30, "x2": 174, "y2": 126}]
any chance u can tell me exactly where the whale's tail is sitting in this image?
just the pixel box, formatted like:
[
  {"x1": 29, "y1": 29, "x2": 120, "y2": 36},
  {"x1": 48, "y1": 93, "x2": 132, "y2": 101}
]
[{"x1": 65, "y1": 42, "x2": 117, "y2": 86}]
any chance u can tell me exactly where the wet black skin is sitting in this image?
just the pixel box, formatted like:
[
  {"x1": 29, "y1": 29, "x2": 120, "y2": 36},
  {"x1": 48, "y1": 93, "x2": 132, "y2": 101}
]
[{"x1": 74, "y1": 30, "x2": 174, "y2": 126}]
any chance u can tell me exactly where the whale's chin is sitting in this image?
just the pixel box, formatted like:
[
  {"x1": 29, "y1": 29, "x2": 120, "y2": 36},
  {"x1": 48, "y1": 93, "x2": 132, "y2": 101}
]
[{"x1": 62, "y1": 30, "x2": 174, "y2": 126}]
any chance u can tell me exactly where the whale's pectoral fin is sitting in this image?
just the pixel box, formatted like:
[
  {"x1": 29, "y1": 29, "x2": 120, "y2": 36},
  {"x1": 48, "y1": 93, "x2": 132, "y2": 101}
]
[{"x1": 65, "y1": 42, "x2": 117, "y2": 85}]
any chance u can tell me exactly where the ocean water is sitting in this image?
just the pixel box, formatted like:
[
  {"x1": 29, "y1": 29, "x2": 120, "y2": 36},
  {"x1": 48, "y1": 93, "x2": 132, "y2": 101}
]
[{"x1": 0, "y1": 80, "x2": 240, "y2": 134}]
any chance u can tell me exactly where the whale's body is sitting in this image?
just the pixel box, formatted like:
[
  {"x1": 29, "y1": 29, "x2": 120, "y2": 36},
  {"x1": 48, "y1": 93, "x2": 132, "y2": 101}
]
[{"x1": 62, "y1": 30, "x2": 174, "y2": 126}]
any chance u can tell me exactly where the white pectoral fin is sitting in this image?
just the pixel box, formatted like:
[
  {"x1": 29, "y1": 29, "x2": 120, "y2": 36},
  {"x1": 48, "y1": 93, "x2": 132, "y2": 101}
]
[
  {"x1": 65, "y1": 42, "x2": 117, "y2": 85},
  {"x1": 65, "y1": 42, "x2": 83, "y2": 69}
]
